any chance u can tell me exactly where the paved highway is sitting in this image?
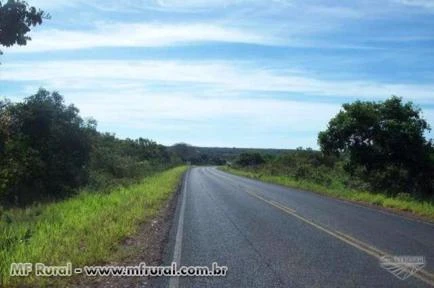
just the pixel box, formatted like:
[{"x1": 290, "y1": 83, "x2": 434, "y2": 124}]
[{"x1": 158, "y1": 167, "x2": 434, "y2": 287}]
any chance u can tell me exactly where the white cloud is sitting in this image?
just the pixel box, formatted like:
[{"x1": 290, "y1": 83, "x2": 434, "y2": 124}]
[
  {"x1": 2, "y1": 60, "x2": 434, "y2": 101},
  {"x1": 86, "y1": 92, "x2": 338, "y2": 148},
  {"x1": 304, "y1": 5, "x2": 363, "y2": 19},
  {"x1": 151, "y1": 0, "x2": 293, "y2": 10},
  {"x1": 394, "y1": 0, "x2": 434, "y2": 9},
  {"x1": 29, "y1": 0, "x2": 75, "y2": 9},
  {"x1": 67, "y1": 90, "x2": 338, "y2": 130},
  {"x1": 6, "y1": 2, "x2": 378, "y2": 53},
  {"x1": 59, "y1": 0, "x2": 293, "y2": 11},
  {"x1": 28, "y1": 0, "x2": 293, "y2": 13},
  {"x1": 6, "y1": 22, "x2": 280, "y2": 53}
]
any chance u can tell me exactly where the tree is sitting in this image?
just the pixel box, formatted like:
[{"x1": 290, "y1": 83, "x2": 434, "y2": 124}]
[
  {"x1": 318, "y1": 96, "x2": 433, "y2": 196},
  {"x1": 236, "y1": 152, "x2": 266, "y2": 167},
  {"x1": 170, "y1": 143, "x2": 198, "y2": 162},
  {"x1": 0, "y1": 0, "x2": 48, "y2": 54},
  {"x1": 0, "y1": 89, "x2": 95, "y2": 205}
]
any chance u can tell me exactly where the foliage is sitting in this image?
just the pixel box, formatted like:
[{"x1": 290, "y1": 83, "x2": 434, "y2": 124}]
[
  {"x1": 318, "y1": 96, "x2": 433, "y2": 196},
  {"x1": 169, "y1": 143, "x2": 226, "y2": 165},
  {"x1": 169, "y1": 143, "x2": 198, "y2": 162},
  {"x1": 0, "y1": 99, "x2": 10, "y2": 154},
  {"x1": 0, "y1": 89, "x2": 181, "y2": 207},
  {"x1": 0, "y1": 89, "x2": 95, "y2": 205},
  {"x1": 167, "y1": 144, "x2": 291, "y2": 166},
  {"x1": 0, "y1": 166, "x2": 187, "y2": 286},
  {"x1": 0, "y1": 0, "x2": 48, "y2": 54},
  {"x1": 197, "y1": 146, "x2": 291, "y2": 161},
  {"x1": 88, "y1": 133, "x2": 179, "y2": 189},
  {"x1": 234, "y1": 148, "x2": 345, "y2": 188},
  {"x1": 236, "y1": 152, "x2": 266, "y2": 167}
]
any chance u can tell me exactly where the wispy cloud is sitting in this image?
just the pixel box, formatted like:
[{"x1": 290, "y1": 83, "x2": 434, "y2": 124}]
[
  {"x1": 394, "y1": 0, "x2": 434, "y2": 9},
  {"x1": 7, "y1": 22, "x2": 280, "y2": 53},
  {"x1": 149, "y1": 0, "x2": 294, "y2": 11},
  {"x1": 21, "y1": 86, "x2": 343, "y2": 147},
  {"x1": 10, "y1": 0, "x2": 381, "y2": 53},
  {"x1": 30, "y1": 0, "x2": 76, "y2": 9},
  {"x1": 69, "y1": 90, "x2": 339, "y2": 131},
  {"x1": 31, "y1": 0, "x2": 292, "y2": 12},
  {"x1": 6, "y1": 20, "x2": 377, "y2": 53},
  {"x1": 3, "y1": 60, "x2": 434, "y2": 101},
  {"x1": 303, "y1": 5, "x2": 363, "y2": 19}
]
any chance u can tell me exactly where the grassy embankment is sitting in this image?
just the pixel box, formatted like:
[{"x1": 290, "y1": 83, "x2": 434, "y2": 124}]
[
  {"x1": 0, "y1": 166, "x2": 187, "y2": 287},
  {"x1": 221, "y1": 166, "x2": 434, "y2": 221}
]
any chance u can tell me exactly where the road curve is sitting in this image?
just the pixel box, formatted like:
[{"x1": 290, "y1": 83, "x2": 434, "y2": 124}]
[{"x1": 158, "y1": 166, "x2": 434, "y2": 288}]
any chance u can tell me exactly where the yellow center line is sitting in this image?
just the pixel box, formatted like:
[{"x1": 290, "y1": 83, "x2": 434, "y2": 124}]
[{"x1": 243, "y1": 190, "x2": 434, "y2": 286}]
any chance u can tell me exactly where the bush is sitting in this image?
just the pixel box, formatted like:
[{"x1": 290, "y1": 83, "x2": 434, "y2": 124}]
[
  {"x1": 0, "y1": 89, "x2": 181, "y2": 206},
  {"x1": 236, "y1": 152, "x2": 266, "y2": 167},
  {"x1": 319, "y1": 96, "x2": 434, "y2": 196},
  {"x1": 0, "y1": 90, "x2": 94, "y2": 206},
  {"x1": 87, "y1": 133, "x2": 178, "y2": 190}
]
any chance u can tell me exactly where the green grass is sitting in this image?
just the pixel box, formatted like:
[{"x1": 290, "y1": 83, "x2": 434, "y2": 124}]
[
  {"x1": 0, "y1": 166, "x2": 187, "y2": 287},
  {"x1": 220, "y1": 166, "x2": 434, "y2": 221}
]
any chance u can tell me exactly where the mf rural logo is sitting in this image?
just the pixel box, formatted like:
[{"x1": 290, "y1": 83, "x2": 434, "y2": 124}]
[{"x1": 380, "y1": 255, "x2": 425, "y2": 280}]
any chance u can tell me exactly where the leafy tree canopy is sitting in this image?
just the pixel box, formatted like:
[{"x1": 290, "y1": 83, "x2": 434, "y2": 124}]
[
  {"x1": 0, "y1": 89, "x2": 95, "y2": 205},
  {"x1": 318, "y1": 96, "x2": 433, "y2": 195},
  {"x1": 0, "y1": 0, "x2": 47, "y2": 53},
  {"x1": 236, "y1": 152, "x2": 266, "y2": 167}
]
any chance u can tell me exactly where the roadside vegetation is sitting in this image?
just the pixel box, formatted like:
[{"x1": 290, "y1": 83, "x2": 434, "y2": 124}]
[
  {"x1": 0, "y1": 89, "x2": 183, "y2": 207},
  {"x1": 0, "y1": 166, "x2": 186, "y2": 286},
  {"x1": 0, "y1": 5, "x2": 189, "y2": 285},
  {"x1": 223, "y1": 97, "x2": 434, "y2": 220},
  {"x1": 168, "y1": 143, "x2": 290, "y2": 166},
  {"x1": 0, "y1": 81, "x2": 186, "y2": 287}
]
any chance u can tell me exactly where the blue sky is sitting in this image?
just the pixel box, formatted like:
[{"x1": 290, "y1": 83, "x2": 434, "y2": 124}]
[{"x1": 1, "y1": 0, "x2": 433, "y2": 148}]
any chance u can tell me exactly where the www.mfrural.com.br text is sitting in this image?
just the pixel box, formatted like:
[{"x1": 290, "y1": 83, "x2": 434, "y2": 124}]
[{"x1": 10, "y1": 262, "x2": 228, "y2": 277}]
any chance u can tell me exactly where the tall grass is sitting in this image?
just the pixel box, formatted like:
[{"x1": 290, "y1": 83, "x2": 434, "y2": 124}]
[
  {"x1": 0, "y1": 166, "x2": 187, "y2": 287},
  {"x1": 221, "y1": 166, "x2": 434, "y2": 221}
]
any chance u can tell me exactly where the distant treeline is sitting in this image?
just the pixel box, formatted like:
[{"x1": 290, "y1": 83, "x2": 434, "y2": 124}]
[
  {"x1": 168, "y1": 144, "x2": 292, "y2": 166},
  {"x1": 0, "y1": 89, "x2": 183, "y2": 206},
  {"x1": 233, "y1": 97, "x2": 434, "y2": 198}
]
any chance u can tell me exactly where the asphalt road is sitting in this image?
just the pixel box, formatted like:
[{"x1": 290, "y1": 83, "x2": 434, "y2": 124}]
[{"x1": 158, "y1": 167, "x2": 434, "y2": 288}]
